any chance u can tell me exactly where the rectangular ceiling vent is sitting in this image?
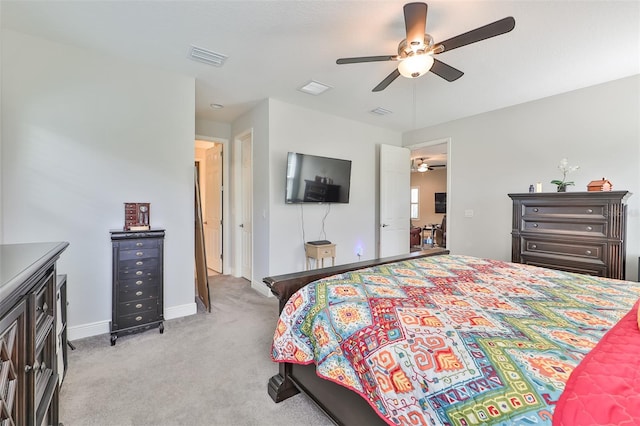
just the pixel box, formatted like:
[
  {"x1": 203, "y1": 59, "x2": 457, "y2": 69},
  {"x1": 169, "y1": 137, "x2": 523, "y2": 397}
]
[
  {"x1": 189, "y1": 45, "x2": 228, "y2": 67},
  {"x1": 298, "y1": 80, "x2": 332, "y2": 96},
  {"x1": 370, "y1": 107, "x2": 393, "y2": 116}
]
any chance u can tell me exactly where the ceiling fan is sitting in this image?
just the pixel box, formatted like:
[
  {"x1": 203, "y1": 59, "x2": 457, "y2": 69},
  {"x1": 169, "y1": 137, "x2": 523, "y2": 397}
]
[
  {"x1": 411, "y1": 158, "x2": 445, "y2": 172},
  {"x1": 336, "y1": 2, "x2": 515, "y2": 92}
]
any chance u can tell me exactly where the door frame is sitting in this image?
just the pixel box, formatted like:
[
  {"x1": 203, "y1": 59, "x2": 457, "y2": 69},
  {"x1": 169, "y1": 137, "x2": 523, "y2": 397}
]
[
  {"x1": 195, "y1": 135, "x2": 230, "y2": 273},
  {"x1": 405, "y1": 137, "x2": 451, "y2": 249}
]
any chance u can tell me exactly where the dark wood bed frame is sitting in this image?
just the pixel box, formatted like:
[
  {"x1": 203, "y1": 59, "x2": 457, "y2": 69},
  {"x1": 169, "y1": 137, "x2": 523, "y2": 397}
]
[{"x1": 264, "y1": 248, "x2": 449, "y2": 425}]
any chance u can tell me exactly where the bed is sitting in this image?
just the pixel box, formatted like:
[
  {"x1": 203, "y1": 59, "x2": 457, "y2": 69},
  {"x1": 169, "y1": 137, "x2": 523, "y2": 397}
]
[{"x1": 265, "y1": 249, "x2": 640, "y2": 425}]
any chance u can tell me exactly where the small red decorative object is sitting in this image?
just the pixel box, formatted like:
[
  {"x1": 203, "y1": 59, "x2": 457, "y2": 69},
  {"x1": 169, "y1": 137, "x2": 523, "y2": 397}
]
[{"x1": 587, "y1": 178, "x2": 612, "y2": 192}]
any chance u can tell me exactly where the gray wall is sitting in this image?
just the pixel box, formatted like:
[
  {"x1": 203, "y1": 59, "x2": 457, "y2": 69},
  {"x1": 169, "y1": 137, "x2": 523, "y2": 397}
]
[
  {"x1": 1, "y1": 30, "x2": 197, "y2": 338},
  {"x1": 404, "y1": 75, "x2": 640, "y2": 281}
]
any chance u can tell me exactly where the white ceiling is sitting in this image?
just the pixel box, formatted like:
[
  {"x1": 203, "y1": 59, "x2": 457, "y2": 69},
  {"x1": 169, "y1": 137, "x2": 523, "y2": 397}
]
[{"x1": 2, "y1": 1, "x2": 639, "y2": 135}]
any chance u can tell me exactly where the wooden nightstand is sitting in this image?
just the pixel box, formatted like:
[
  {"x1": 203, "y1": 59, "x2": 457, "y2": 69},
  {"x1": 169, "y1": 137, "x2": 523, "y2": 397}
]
[{"x1": 305, "y1": 243, "x2": 336, "y2": 270}]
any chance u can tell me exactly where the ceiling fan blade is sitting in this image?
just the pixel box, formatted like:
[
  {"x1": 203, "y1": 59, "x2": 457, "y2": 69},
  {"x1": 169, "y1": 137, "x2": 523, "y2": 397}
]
[
  {"x1": 372, "y1": 68, "x2": 401, "y2": 92},
  {"x1": 430, "y1": 59, "x2": 464, "y2": 82},
  {"x1": 436, "y1": 16, "x2": 515, "y2": 53},
  {"x1": 337, "y1": 55, "x2": 397, "y2": 65},
  {"x1": 404, "y1": 2, "x2": 428, "y2": 45}
]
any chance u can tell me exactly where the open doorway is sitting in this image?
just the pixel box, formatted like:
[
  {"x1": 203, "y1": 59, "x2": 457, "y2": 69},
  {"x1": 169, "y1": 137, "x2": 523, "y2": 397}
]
[
  {"x1": 195, "y1": 139, "x2": 223, "y2": 274},
  {"x1": 407, "y1": 138, "x2": 450, "y2": 251}
]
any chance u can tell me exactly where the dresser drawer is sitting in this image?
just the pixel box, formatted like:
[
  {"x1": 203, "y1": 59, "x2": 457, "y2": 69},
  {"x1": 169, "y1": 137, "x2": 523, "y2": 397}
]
[
  {"x1": 522, "y1": 237, "x2": 605, "y2": 262},
  {"x1": 523, "y1": 203, "x2": 606, "y2": 219},
  {"x1": 117, "y1": 239, "x2": 159, "y2": 250},
  {"x1": 119, "y1": 267, "x2": 158, "y2": 280},
  {"x1": 119, "y1": 257, "x2": 159, "y2": 273},
  {"x1": 119, "y1": 248, "x2": 159, "y2": 261},
  {"x1": 119, "y1": 276, "x2": 157, "y2": 291},
  {"x1": 118, "y1": 298, "x2": 158, "y2": 316},
  {"x1": 117, "y1": 310, "x2": 161, "y2": 329},
  {"x1": 522, "y1": 220, "x2": 606, "y2": 237},
  {"x1": 520, "y1": 254, "x2": 607, "y2": 277},
  {"x1": 119, "y1": 285, "x2": 159, "y2": 303}
]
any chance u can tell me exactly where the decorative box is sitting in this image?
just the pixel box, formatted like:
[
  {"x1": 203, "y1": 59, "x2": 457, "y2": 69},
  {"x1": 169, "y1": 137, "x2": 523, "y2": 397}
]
[
  {"x1": 124, "y1": 202, "x2": 150, "y2": 230},
  {"x1": 587, "y1": 178, "x2": 612, "y2": 192}
]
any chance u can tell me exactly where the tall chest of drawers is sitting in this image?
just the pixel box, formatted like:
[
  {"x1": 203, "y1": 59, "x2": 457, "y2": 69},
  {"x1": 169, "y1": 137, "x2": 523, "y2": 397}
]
[
  {"x1": 509, "y1": 191, "x2": 630, "y2": 279},
  {"x1": 110, "y1": 229, "x2": 165, "y2": 345}
]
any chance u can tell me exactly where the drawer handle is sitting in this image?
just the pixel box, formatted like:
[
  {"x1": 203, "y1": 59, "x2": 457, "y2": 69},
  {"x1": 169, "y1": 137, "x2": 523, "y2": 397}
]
[
  {"x1": 135, "y1": 316, "x2": 143, "y2": 322},
  {"x1": 136, "y1": 242, "x2": 143, "y2": 247},
  {"x1": 587, "y1": 209, "x2": 593, "y2": 214},
  {"x1": 136, "y1": 280, "x2": 143, "y2": 285},
  {"x1": 586, "y1": 226, "x2": 593, "y2": 231},
  {"x1": 531, "y1": 244, "x2": 537, "y2": 249},
  {"x1": 136, "y1": 291, "x2": 143, "y2": 296},
  {"x1": 533, "y1": 208, "x2": 539, "y2": 212},
  {"x1": 136, "y1": 303, "x2": 143, "y2": 309},
  {"x1": 136, "y1": 261, "x2": 143, "y2": 265},
  {"x1": 136, "y1": 251, "x2": 144, "y2": 257},
  {"x1": 532, "y1": 223, "x2": 538, "y2": 228},
  {"x1": 585, "y1": 250, "x2": 592, "y2": 255},
  {"x1": 136, "y1": 271, "x2": 143, "y2": 276}
]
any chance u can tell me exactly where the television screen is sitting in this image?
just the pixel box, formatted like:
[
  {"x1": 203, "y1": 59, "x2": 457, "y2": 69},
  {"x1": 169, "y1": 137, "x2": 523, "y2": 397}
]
[
  {"x1": 285, "y1": 152, "x2": 352, "y2": 203},
  {"x1": 435, "y1": 192, "x2": 446, "y2": 213}
]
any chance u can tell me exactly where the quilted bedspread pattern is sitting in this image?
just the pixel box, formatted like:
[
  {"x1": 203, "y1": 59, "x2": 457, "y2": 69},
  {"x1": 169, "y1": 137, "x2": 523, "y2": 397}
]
[
  {"x1": 553, "y1": 300, "x2": 640, "y2": 425},
  {"x1": 271, "y1": 255, "x2": 640, "y2": 425}
]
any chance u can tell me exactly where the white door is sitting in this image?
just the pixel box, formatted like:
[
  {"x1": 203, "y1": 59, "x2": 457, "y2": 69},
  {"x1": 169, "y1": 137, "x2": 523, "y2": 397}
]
[
  {"x1": 240, "y1": 133, "x2": 252, "y2": 280},
  {"x1": 205, "y1": 144, "x2": 223, "y2": 272},
  {"x1": 379, "y1": 144, "x2": 411, "y2": 257}
]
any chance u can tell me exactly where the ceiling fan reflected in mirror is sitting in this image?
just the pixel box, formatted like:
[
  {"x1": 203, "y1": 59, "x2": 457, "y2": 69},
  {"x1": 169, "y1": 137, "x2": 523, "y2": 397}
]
[
  {"x1": 336, "y1": 2, "x2": 515, "y2": 92},
  {"x1": 411, "y1": 158, "x2": 445, "y2": 173}
]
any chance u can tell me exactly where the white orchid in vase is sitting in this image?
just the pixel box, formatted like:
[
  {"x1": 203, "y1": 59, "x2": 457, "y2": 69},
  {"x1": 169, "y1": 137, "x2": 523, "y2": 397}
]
[{"x1": 551, "y1": 158, "x2": 579, "y2": 192}]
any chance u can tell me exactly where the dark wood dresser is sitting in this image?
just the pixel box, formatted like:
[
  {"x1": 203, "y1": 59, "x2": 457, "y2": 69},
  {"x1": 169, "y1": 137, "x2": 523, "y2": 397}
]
[
  {"x1": 509, "y1": 191, "x2": 630, "y2": 279},
  {"x1": 110, "y1": 229, "x2": 165, "y2": 345},
  {"x1": 0, "y1": 241, "x2": 68, "y2": 425}
]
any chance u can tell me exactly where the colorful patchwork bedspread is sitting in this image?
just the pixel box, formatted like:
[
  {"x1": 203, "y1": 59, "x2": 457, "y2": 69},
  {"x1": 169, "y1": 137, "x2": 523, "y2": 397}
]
[{"x1": 271, "y1": 255, "x2": 640, "y2": 425}]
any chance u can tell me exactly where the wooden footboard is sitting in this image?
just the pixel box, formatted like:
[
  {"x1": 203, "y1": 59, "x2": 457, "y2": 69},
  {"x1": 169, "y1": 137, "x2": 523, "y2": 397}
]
[{"x1": 264, "y1": 248, "x2": 449, "y2": 425}]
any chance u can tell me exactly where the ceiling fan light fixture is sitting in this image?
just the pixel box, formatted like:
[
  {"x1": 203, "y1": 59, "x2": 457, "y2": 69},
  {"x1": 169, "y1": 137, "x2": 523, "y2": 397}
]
[
  {"x1": 417, "y1": 163, "x2": 429, "y2": 172},
  {"x1": 398, "y1": 53, "x2": 434, "y2": 78}
]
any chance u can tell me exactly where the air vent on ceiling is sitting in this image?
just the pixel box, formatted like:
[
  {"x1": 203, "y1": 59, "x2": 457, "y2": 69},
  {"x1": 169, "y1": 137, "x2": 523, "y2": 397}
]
[
  {"x1": 298, "y1": 80, "x2": 332, "y2": 96},
  {"x1": 189, "y1": 45, "x2": 228, "y2": 67},
  {"x1": 370, "y1": 107, "x2": 393, "y2": 116}
]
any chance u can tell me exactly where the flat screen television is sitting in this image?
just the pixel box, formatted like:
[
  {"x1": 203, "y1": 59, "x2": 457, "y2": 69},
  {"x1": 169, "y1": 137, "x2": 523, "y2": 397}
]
[
  {"x1": 285, "y1": 152, "x2": 352, "y2": 203},
  {"x1": 435, "y1": 192, "x2": 447, "y2": 213}
]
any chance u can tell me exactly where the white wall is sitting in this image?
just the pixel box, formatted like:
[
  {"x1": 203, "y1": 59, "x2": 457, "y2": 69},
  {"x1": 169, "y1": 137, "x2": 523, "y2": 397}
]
[
  {"x1": 0, "y1": 3, "x2": 3, "y2": 242},
  {"x1": 195, "y1": 118, "x2": 231, "y2": 141},
  {"x1": 404, "y1": 75, "x2": 640, "y2": 281},
  {"x1": 268, "y1": 99, "x2": 402, "y2": 277},
  {"x1": 1, "y1": 30, "x2": 196, "y2": 338}
]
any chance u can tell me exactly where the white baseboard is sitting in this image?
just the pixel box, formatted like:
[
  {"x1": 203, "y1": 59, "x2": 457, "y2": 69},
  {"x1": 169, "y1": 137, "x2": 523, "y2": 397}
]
[
  {"x1": 68, "y1": 320, "x2": 110, "y2": 341},
  {"x1": 67, "y1": 302, "x2": 198, "y2": 340},
  {"x1": 165, "y1": 302, "x2": 197, "y2": 319},
  {"x1": 251, "y1": 279, "x2": 272, "y2": 297}
]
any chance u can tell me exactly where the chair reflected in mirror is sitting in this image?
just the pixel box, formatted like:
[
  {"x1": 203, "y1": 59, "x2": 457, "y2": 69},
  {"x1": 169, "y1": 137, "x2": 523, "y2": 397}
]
[{"x1": 434, "y1": 215, "x2": 446, "y2": 248}]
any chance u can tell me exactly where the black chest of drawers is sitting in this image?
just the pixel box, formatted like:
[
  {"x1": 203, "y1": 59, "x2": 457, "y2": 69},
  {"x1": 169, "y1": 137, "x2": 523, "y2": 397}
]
[
  {"x1": 509, "y1": 191, "x2": 630, "y2": 279},
  {"x1": 110, "y1": 229, "x2": 165, "y2": 345}
]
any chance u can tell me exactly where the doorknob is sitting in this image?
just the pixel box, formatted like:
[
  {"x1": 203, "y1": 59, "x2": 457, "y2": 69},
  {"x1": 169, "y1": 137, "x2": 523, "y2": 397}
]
[
  {"x1": 381, "y1": 224, "x2": 389, "y2": 227},
  {"x1": 239, "y1": 224, "x2": 244, "y2": 228},
  {"x1": 203, "y1": 221, "x2": 208, "y2": 224}
]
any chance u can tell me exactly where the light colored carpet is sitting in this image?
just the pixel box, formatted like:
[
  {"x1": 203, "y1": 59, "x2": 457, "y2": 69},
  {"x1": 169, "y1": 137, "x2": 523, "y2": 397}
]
[{"x1": 59, "y1": 275, "x2": 332, "y2": 426}]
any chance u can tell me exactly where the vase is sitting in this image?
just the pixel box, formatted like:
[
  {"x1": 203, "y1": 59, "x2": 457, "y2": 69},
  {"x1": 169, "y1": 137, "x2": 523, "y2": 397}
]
[{"x1": 557, "y1": 185, "x2": 567, "y2": 192}]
